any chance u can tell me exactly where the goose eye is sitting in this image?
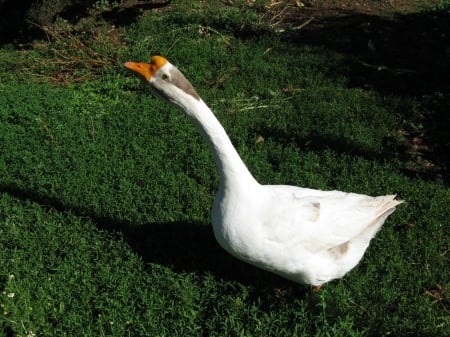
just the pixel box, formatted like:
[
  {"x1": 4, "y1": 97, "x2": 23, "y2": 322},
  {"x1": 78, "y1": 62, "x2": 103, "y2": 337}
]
[{"x1": 162, "y1": 73, "x2": 169, "y2": 81}]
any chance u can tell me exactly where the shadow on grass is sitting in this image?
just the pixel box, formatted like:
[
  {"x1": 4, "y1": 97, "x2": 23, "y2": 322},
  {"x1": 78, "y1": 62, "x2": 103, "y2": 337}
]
[
  {"x1": 279, "y1": 8, "x2": 449, "y2": 95},
  {"x1": 251, "y1": 119, "x2": 449, "y2": 185},
  {"x1": 277, "y1": 8, "x2": 450, "y2": 183},
  {"x1": 0, "y1": 0, "x2": 167, "y2": 46},
  {"x1": 0, "y1": 183, "x2": 303, "y2": 294},
  {"x1": 100, "y1": 1, "x2": 168, "y2": 26}
]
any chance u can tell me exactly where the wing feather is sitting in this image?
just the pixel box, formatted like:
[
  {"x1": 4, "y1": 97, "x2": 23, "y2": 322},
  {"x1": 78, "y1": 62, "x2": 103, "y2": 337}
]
[{"x1": 262, "y1": 185, "x2": 402, "y2": 253}]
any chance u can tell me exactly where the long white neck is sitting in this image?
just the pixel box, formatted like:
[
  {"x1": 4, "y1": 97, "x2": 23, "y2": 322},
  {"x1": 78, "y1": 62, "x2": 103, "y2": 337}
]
[{"x1": 178, "y1": 95, "x2": 258, "y2": 190}]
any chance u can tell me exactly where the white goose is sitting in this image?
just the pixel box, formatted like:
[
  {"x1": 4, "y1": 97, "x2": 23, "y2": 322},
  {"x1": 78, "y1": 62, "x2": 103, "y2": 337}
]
[{"x1": 124, "y1": 56, "x2": 403, "y2": 288}]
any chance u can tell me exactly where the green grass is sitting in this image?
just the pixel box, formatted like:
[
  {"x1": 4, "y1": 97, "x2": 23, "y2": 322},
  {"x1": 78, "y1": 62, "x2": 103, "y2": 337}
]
[{"x1": 1, "y1": 1, "x2": 449, "y2": 336}]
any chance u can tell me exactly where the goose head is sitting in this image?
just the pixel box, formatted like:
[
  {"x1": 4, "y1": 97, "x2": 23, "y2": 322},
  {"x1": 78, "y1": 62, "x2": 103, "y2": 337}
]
[{"x1": 124, "y1": 55, "x2": 200, "y2": 110}]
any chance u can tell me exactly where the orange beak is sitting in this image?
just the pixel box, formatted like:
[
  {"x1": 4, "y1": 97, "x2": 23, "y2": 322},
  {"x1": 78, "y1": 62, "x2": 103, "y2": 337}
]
[{"x1": 124, "y1": 62, "x2": 152, "y2": 82}]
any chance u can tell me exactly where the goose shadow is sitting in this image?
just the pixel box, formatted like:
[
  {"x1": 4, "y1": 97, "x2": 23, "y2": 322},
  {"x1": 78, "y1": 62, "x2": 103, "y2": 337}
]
[{"x1": 1, "y1": 183, "x2": 302, "y2": 292}]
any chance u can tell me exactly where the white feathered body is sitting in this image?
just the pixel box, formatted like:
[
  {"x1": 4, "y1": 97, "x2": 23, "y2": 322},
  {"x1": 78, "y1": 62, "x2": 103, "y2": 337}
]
[{"x1": 212, "y1": 183, "x2": 401, "y2": 285}]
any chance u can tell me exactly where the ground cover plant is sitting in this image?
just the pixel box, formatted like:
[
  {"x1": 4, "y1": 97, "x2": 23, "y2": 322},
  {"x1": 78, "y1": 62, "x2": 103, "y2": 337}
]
[{"x1": 0, "y1": 0, "x2": 449, "y2": 336}]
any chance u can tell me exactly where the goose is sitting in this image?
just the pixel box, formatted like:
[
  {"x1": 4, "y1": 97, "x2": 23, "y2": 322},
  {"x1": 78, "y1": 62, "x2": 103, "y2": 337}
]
[{"x1": 124, "y1": 55, "x2": 403, "y2": 288}]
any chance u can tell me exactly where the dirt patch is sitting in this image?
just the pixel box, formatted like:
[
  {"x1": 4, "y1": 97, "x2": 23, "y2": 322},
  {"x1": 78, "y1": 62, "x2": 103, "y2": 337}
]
[
  {"x1": 296, "y1": 0, "x2": 428, "y2": 13},
  {"x1": 263, "y1": 0, "x2": 440, "y2": 31},
  {"x1": 266, "y1": 0, "x2": 437, "y2": 15}
]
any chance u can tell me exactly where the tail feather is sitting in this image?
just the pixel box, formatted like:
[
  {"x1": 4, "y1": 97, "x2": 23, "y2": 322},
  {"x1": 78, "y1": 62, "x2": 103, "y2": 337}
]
[
  {"x1": 375, "y1": 194, "x2": 404, "y2": 218},
  {"x1": 360, "y1": 194, "x2": 404, "y2": 242}
]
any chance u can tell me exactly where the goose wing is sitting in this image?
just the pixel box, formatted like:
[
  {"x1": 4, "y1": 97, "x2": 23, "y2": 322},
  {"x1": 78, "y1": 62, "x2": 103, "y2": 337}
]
[{"x1": 262, "y1": 186, "x2": 401, "y2": 253}]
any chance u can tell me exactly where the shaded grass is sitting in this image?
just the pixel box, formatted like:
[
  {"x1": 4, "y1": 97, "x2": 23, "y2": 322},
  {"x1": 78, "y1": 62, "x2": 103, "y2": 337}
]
[{"x1": 1, "y1": 1, "x2": 449, "y2": 336}]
